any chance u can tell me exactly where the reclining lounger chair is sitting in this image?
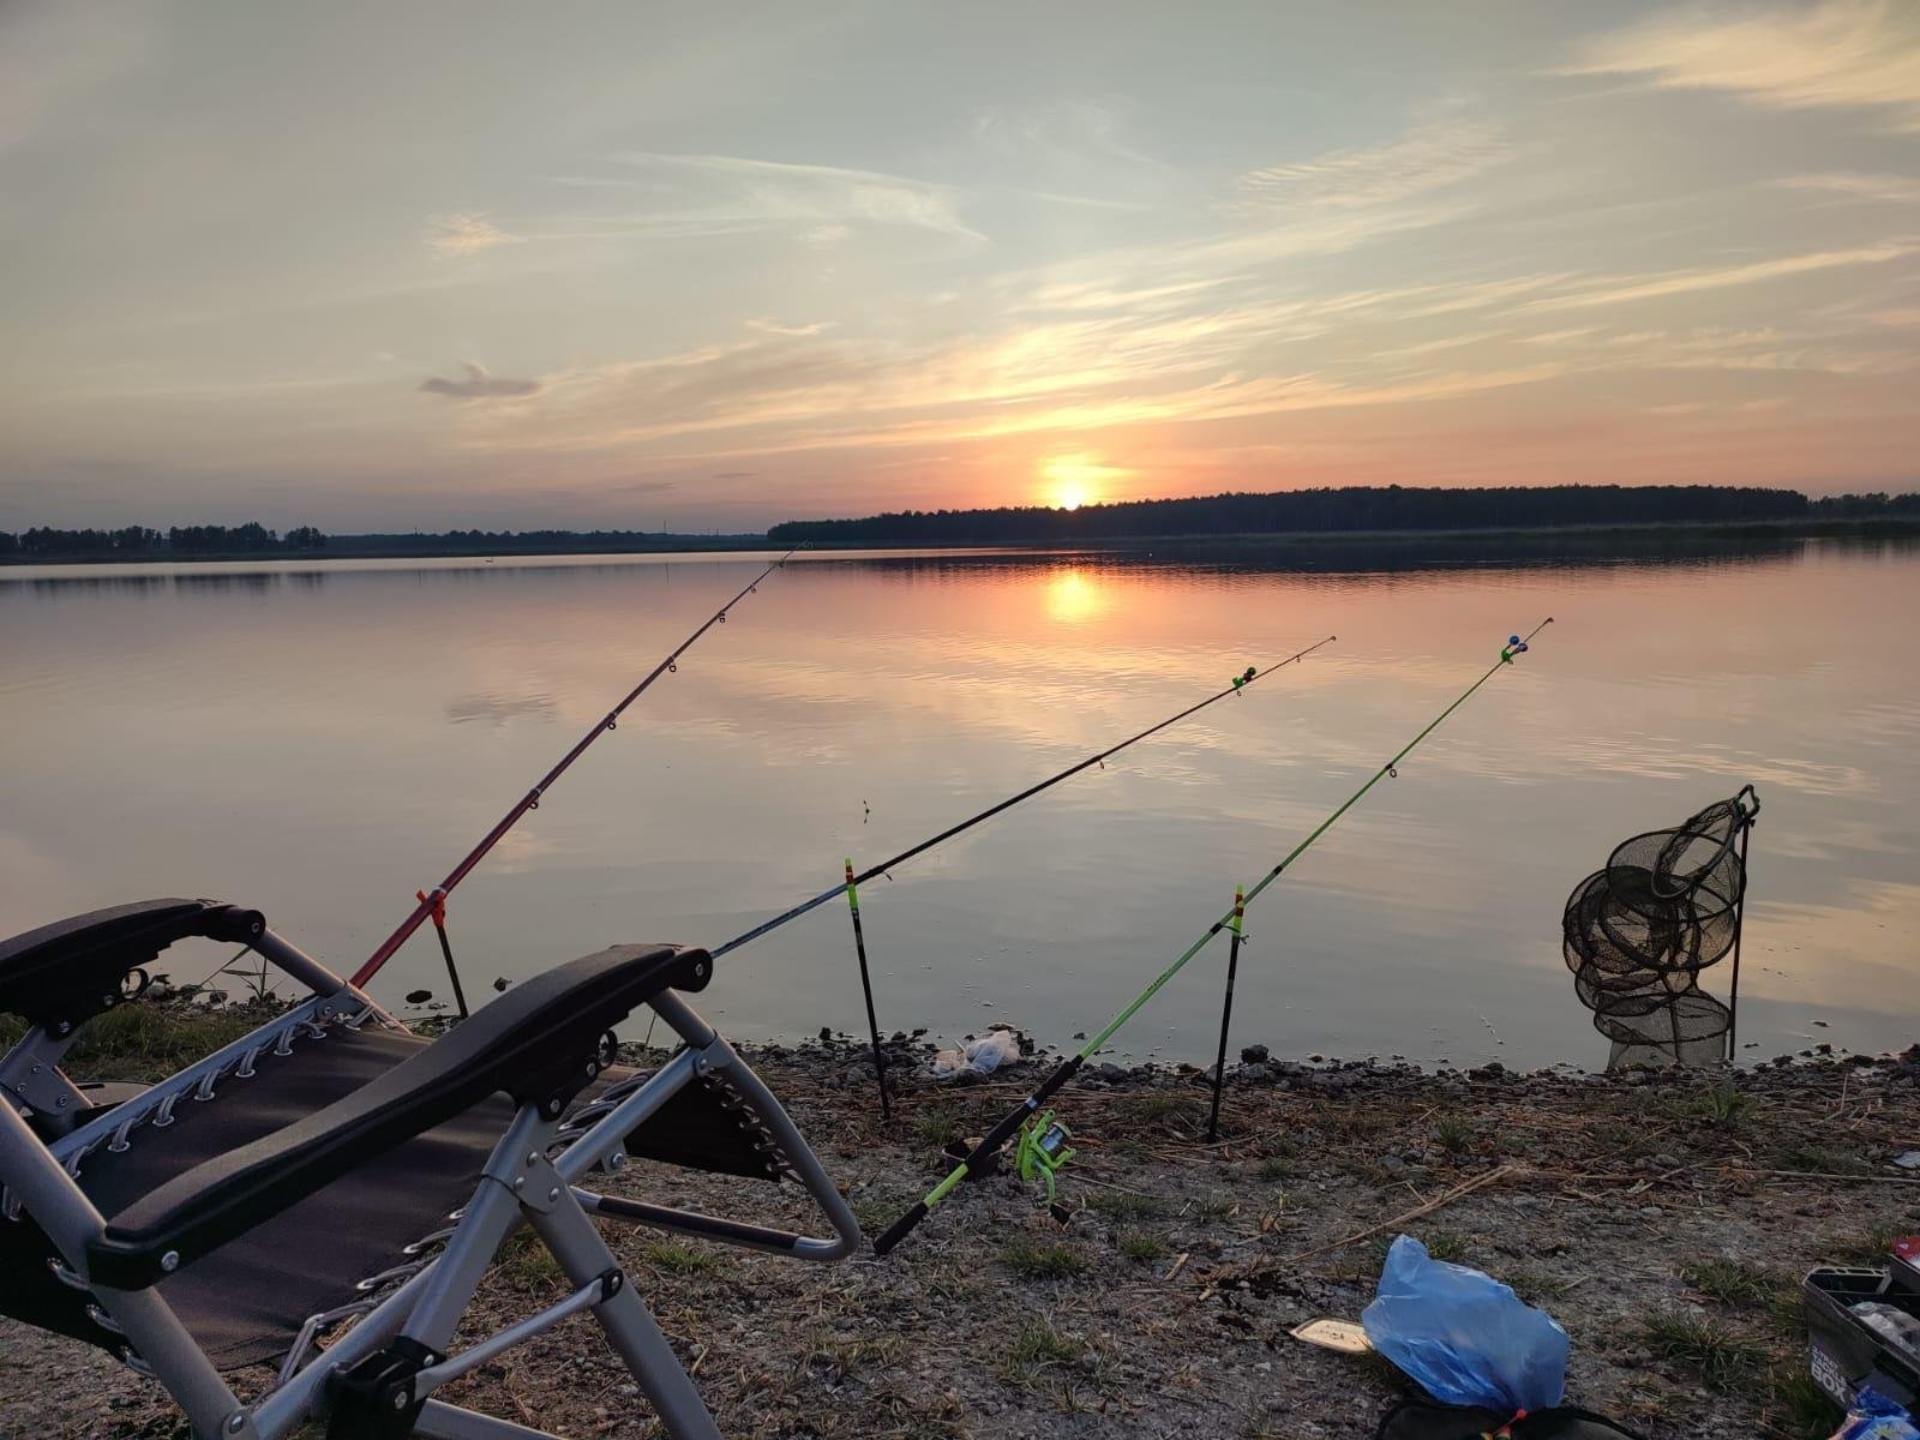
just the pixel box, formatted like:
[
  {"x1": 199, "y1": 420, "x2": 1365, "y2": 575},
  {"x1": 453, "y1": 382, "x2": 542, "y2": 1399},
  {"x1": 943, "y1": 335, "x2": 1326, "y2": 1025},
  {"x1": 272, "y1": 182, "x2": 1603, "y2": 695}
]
[{"x1": 0, "y1": 899, "x2": 863, "y2": 1440}]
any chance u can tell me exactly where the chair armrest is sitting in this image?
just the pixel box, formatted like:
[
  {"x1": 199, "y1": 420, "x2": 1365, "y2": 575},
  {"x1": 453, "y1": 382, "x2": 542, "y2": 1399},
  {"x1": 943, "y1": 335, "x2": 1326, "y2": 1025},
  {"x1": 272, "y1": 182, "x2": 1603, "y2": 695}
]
[
  {"x1": 0, "y1": 899, "x2": 264, "y2": 1030},
  {"x1": 85, "y1": 943, "x2": 709, "y2": 1290}
]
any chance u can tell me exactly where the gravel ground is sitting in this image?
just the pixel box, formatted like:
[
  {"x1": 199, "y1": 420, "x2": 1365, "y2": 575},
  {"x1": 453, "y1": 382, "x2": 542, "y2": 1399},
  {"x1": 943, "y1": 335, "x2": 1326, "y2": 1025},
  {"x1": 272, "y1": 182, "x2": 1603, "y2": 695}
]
[{"x1": 2, "y1": 1037, "x2": 1915, "y2": 1440}]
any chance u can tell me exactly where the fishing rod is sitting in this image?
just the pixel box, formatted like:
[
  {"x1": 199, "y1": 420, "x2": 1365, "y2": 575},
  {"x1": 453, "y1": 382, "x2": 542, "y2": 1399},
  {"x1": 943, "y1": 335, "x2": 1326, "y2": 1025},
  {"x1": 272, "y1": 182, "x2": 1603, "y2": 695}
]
[
  {"x1": 706, "y1": 634, "x2": 1339, "y2": 964},
  {"x1": 874, "y1": 618, "x2": 1553, "y2": 1256},
  {"x1": 349, "y1": 550, "x2": 796, "y2": 991}
]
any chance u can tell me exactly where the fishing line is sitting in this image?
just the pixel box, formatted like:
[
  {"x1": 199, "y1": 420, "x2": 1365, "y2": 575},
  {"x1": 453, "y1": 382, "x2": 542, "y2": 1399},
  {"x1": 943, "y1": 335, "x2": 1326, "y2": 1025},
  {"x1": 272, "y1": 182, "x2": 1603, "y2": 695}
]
[
  {"x1": 707, "y1": 634, "x2": 1338, "y2": 963},
  {"x1": 873, "y1": 618, "x2": 1553, "y2": 1256},
  {"x1": 349, "y1": 550, "x2": 796, "y2": 991}
]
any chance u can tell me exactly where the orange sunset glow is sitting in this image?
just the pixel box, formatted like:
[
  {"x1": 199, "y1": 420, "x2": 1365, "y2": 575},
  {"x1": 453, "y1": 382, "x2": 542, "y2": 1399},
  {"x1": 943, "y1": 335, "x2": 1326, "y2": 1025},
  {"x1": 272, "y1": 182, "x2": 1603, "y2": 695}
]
[
  {"x1": 1038, "y1": 455, "x2": 1129, "y2": 512},
  {"x1": 1, "y1": 3, "x2": 1915, "y2": 533}
]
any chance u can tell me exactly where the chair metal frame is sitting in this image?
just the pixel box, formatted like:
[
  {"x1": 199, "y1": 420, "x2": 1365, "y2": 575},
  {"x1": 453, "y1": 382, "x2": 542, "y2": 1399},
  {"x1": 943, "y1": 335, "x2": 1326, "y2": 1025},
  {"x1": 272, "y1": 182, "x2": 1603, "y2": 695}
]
[{"x1": 0, "y1": 924, "x2": 862, "y2": 1440}]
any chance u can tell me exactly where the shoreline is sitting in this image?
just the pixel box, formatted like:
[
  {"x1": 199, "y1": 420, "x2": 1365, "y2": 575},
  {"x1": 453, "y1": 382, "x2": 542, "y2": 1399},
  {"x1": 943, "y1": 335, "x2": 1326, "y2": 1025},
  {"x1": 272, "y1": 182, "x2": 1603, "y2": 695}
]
[
  {"x1": 4, "y1": 1005, "x2": 1914, "y2": 1438},
  {"x1": 5, "y1": 514, "x2": 1918, "y2": 567}
]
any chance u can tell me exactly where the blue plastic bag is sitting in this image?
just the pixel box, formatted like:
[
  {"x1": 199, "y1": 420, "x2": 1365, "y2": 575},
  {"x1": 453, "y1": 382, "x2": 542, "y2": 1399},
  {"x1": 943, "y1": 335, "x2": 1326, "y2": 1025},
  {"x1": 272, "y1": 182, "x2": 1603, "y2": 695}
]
[
  {"x1": 1834, "y1": 1387, "x2": 1919, "y2": 1440},
  {"x1": 1361, "y1": 1234, "x2": 1570, "y2": 1411}
]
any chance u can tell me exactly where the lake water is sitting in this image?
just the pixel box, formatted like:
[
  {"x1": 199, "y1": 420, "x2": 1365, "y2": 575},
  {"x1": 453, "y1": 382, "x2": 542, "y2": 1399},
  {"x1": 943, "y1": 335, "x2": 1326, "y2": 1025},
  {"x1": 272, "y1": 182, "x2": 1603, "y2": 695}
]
[{"x1": 3, "y1": 538, "x2": 1916, "y2": 1071}]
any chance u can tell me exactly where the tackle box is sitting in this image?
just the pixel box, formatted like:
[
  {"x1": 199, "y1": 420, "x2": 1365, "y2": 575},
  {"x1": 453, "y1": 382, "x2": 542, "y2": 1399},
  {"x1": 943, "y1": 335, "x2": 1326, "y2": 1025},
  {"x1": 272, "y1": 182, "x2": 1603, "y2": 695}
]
[{"x1": 1804, "y1": 1261, "x2": 1920, "y2": 1409}]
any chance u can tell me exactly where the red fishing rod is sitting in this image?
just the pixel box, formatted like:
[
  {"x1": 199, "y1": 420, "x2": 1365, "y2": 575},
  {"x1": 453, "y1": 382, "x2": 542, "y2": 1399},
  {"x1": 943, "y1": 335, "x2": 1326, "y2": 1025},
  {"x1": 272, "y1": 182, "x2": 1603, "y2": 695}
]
[{"x1": 349, "y1": 550, "x2": 795, "y2": 990}]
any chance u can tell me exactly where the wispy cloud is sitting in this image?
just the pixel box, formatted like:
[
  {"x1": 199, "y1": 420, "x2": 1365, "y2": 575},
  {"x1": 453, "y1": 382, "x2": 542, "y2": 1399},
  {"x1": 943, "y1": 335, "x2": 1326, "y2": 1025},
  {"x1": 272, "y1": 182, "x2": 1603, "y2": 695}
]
[
  {"x1": 746, "y1": 318, "x2": 836, "y2": 337},
  {"x1": 426, "y1": 214, "x2": 522, "y2": 257},
  {"x1": 1520, "y1": 244, "x2": 1913, "y2": 312},
  {"x1": 1781, "y1": 173, "x2": 1920, "y2": 204},
  {"x1": 419, "y1": 363, "x2": 539, "y2": 400},
  {"x1": 1565, "y1": 0, "x2": 1920, "y2": 132},
  {"x1": 1236, "y1": 118, "x2": 1518, "y2": 210},
  {"x1": 972, "y1": 101, "x2": 1171, "y2": 172},
  {"x1": 567, "y1": 151, "x2": 984, "y2": 244}
]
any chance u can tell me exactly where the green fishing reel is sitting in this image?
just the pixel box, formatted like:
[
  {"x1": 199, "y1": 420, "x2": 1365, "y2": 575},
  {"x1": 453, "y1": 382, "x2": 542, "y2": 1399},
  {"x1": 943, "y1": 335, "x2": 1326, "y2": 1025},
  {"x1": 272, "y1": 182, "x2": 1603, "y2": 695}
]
[
  {"x1": 1015, "y1": 1110, "x2": 1075, "y2": 1203},
  {"x1": 1231, "y1": 665, "x2": 1257, "y2": 692}
]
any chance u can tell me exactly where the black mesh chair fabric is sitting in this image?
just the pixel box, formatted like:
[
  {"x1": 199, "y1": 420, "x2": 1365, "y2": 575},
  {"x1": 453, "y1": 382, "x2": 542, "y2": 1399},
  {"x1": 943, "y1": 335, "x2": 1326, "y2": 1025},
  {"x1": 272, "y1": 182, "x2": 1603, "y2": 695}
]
[
  {"x1": 0, "y1": 1027, "x2": 516, "y2": 1368},
  {"x1": 1, "y1": 1029, "x2": 792, "y2": 1370},
  {"x1": 1562, "y1": 790, "x2": 1756, "y2": 1063}
]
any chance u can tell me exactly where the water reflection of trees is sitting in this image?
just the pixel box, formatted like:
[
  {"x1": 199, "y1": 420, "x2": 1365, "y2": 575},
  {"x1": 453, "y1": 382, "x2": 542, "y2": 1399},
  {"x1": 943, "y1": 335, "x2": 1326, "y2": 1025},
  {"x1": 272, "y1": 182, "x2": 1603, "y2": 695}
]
[
  {"x1": 816, "y1": 529, "x2": 1851, "y2": 584},
  {"x1": 169, "y1": 572, "x2": 282, "y2": 593}
]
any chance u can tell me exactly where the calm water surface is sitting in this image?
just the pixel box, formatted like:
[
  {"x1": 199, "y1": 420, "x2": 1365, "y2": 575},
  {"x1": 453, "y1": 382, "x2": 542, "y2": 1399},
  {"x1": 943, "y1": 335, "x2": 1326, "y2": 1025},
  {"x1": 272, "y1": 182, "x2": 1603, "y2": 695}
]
[{"x1": 3, "y1": 541, "x2": 1916, "y2": 1070}]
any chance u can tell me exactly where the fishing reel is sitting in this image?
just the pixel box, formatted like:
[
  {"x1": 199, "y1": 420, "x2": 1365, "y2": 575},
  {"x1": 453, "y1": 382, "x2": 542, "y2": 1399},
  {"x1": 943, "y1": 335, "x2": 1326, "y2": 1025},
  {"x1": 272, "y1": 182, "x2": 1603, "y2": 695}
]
[{"x1": 1016, "y1": 1110, "x2": 1076, "y2": 1220}]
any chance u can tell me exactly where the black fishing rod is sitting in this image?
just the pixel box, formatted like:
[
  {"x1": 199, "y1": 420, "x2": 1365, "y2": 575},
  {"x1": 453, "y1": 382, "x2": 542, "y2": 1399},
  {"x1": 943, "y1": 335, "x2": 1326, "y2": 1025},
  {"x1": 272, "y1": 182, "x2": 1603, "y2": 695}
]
[
  {"x1": 351, "y1": 550, "x2": 795, "y2": 990},
  {"x1": 707, "y1": 634, "x2": 1338, "y2": 963},
  {"x1": 874, "y1": 619, "x2": 1553, "y2": 1255}
]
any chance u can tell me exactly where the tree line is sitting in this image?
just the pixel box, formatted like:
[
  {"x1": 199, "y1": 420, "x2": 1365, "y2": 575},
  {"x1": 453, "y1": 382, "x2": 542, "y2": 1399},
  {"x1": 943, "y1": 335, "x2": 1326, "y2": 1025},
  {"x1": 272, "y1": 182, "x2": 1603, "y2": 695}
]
[
  {"x1": 0, "y1": 524, "x2": 326, "y2": 558},
  {"x1": 769, "y1": 484, "x2": 1920, "y2": 545}
]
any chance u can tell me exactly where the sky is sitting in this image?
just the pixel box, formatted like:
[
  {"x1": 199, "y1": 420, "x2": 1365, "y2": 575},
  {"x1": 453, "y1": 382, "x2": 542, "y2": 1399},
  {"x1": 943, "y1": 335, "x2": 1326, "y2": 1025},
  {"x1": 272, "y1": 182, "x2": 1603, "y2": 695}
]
[{"x1": 2, "y1": 1, "x2": 1917, "y2": 532}]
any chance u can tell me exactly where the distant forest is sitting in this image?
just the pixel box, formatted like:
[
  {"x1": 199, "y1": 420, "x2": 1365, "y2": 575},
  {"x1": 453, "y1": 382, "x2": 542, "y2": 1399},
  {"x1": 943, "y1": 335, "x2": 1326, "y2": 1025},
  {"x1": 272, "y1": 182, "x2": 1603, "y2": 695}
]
[
  {"x1": 0, "y1": 526, "x2": 759, "y2": 562},
  {"x1": 769, "y1": 484, "x2": 1920, "y2": 545},
  {"x1": 6, "y1": 487, "x2": 1918, "y2": 562},
  {"x1": 1, "y1": 523, "x2": 326, "y2": 559}
]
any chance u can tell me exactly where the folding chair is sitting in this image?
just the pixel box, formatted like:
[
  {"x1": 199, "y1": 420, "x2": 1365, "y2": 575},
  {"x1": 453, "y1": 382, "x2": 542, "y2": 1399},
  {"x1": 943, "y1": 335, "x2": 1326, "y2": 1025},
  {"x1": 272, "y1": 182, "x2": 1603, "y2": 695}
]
[{"x1": 0, "y1": 899, "x2": 863, "y2": 1439}]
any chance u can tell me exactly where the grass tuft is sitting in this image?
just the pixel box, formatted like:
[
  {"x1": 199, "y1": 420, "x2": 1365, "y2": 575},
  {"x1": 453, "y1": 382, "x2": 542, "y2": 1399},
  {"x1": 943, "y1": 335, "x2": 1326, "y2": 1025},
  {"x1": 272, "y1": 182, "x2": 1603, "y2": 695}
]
[
  {"x1": 1764, "y1": 1362, "x2": 1845, "y2": 1440},
  {"x1": 65, "y1": 999, "x2": 271, "y2": 1082},
  {"x1": 495, "y1": 1232, "x2": 565, "y2": 1292},
  {"x1": 995, "y1": 1321, "x2": 1088, "y2": 1386},
  {"x1": 1670, "y1": 1075, "x2": 1751, "y2": 1127},
  {"x1": 1639, "y1": 1307, "x2": 1766, "y2": 1391},
  {"x1": 1000, "y1": 1236, "x2": 1088, "y2": 1281},
  {"x1": 910, "y1": 1106, "x2": 963, "y2": 1148},
  {"x1": 1118, "y1": 1230, "x2": 1169, "y2": 1263},
  {"x1": 1824, "y1": 1222, "x2": 1905, "y2": 1267},
  {"x1": 1432, "y1": 1114, "x2": 1475, "y2": 1155},
  {"x1": 1131, "y1": 1091, "x2": 1189, "y2": 1122},
  {"x1": 637, "y1": 1239, "x2": 727, "y2": 1277},
  {"x1": 1680, "y1": 1256, "x2": 1789, "y2": 1308}
]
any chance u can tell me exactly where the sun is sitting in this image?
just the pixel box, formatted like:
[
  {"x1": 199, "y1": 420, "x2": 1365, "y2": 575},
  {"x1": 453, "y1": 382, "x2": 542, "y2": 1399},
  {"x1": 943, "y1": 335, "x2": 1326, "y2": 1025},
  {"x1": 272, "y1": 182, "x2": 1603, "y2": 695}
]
[{"x1": 1039, "y1": 454, "x2": 1124, "y2": 511}]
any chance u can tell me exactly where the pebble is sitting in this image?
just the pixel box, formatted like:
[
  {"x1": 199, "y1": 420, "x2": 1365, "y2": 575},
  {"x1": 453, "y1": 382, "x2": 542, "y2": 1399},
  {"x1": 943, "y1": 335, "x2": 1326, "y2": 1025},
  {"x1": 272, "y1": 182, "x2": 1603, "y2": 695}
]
[{"x1": 1640, "y1": 1206, "x2": 1664, "y2": 1220}]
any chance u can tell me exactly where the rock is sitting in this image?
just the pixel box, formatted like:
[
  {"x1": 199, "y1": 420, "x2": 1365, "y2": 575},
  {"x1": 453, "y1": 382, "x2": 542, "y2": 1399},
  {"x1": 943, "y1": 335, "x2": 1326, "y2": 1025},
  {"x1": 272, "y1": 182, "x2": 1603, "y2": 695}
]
[
  {"x1": 1892, "y1": 1151, "x2": 1920, "y2": 1171},
  {"x1": 1240, "y1": 1043, "x2": 1270, "y2": 1065},
  {"x1": 1640, "y1": 1206, "x2": 1664, "y2": 1220},
  {"x1": 1651, "y1": 1153, "x2": 1682, "y2": 1171},
  {"x1": 1096, "y1": 1062, "x2": 1129, "y2": 1083},
  {"x1": 1381, "y1": 1155, "x2": 1405, "y2": 1174},
  {"x1": 1239, "y1": 1063, "x2": 1271, "y2": 1084}
]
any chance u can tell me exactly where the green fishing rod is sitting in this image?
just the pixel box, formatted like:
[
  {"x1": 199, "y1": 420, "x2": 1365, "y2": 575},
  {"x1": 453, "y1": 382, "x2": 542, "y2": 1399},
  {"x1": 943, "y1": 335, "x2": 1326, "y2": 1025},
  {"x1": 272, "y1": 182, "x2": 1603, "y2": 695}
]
[{"x1": 873, "y1": 618, "x2": 1553, "y2": 1256}]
